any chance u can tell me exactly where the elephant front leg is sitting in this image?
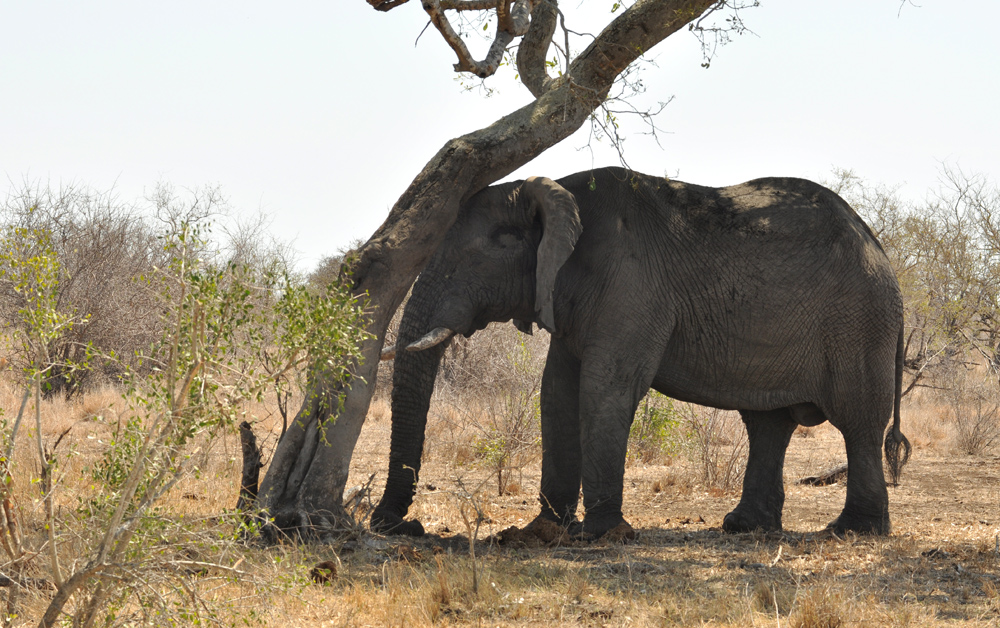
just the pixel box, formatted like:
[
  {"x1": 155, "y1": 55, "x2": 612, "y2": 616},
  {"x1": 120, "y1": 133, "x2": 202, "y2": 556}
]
[
  {"x1": 577, "y1": 358, "x2": 654, "y2": 539},
  {"x1": 723, "y1": 408, "x2": 797, "y2": 533},
  {"x1": 533, "y1": 338, "x2": 583, "y2": 531}
]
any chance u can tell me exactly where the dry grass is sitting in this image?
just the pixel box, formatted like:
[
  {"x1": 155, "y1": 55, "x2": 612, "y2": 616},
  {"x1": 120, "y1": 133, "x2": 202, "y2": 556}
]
[
  {"x1": 333, "y1": 390, "x2": 1000, "y2": 628},
  {"x1": 1, "y1": 367, "x2": 999, "y2": 626}
]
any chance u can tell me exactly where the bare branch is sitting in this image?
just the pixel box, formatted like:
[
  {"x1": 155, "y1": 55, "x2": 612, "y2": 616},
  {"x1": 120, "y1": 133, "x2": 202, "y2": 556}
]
[
  {"x1": 367, "y1": 0, "x2": 411, "y2": 11},
  {"x1": 440, "y1": 0, "x2": 502, "y2": 10},
  {"x1": 690, "y1": 0, "x2": 758, "y2": 68},
  {"x1": 422, "y1": 0, "x2": 536, "y2": 78}
]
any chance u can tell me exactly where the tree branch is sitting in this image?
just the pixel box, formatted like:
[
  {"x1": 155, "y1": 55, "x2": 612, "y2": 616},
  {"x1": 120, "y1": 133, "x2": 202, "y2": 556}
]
[
  {"x1": 421, "y1": 0, "x2": 536, "y2": 78},
  {"x1": 441, "y1": 0, "x2": 502, "y2": 10},
  {"x1": 570, "y1": 0, "x2": 720, "y2": 94},
  {"x1": 367, "y1": 0, "x2": 411, "y2": 11},
  {"x1": 516, "y1": 0, "x2": 559, "y2": 97}
]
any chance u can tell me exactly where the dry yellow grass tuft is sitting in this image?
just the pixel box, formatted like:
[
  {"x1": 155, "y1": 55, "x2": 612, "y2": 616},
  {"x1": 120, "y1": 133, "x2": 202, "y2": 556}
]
[
  {"x1": 905, "y1": 395, "x2": 953, "y2": 452},
  {"x1": 789, "y1": 585, "x2": 845, "y2": 628}
]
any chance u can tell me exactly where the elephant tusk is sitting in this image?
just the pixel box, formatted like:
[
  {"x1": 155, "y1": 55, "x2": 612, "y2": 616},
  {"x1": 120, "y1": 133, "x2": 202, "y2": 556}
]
[
  {"x1": 380, "y1": 345, "x2": 396, "y2": 361},
  {"x1": 405, "y1": 327, "x2": 455, "y2": 352}
]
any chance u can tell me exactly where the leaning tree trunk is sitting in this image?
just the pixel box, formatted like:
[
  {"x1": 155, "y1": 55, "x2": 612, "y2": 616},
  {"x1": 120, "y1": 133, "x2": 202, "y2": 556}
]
[{"x1": 255, "y1": 0, "x2": 719, "y2": 536}]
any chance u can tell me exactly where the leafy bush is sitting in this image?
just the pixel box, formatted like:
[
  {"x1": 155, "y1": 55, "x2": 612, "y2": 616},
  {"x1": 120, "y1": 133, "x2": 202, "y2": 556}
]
[
  {"x1": 0, "y1": 184, "x2": 166, "y2": 393},
  {"x1": 629, "y1": 391, "x2": 685, "y2": 463},
  {"x1": 0, "y1": 211, "x2": 369, "y2": 626}
]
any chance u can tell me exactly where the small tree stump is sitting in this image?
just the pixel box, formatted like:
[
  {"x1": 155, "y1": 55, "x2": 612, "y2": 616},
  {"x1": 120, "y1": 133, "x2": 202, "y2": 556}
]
[{"x1": 237, "y1": 421, "x2": 262, "y2": 514}]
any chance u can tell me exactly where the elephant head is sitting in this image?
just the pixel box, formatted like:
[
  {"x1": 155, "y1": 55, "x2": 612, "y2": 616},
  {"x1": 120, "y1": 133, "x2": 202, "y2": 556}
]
[{"x1": 370, "y1": 176, "x2": 582, "y2": 535}]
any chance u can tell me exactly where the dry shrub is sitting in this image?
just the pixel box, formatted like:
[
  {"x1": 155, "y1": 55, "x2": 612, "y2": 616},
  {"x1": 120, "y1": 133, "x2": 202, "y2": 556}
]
[
  {"x1": 652, "y1": 467, "x2": 694, "y2": 496},
  {"x1": 435, "y1": 322, "x2": 549, "y2": 395},
  {"x1": 789, "y1": 586, "x2": 845, "y2": 628},
  {"x1": 1, "y1": 182, "x2": 297, "y2": 398},
  {"x1": 684, "y1": 405, "x2": 748, "y2": 493},
  {"x1": 943, "y1": 369, "x2": 1000, "y2": 455},
  {"x1": 1, "y1": 184, "x2": 167, "y2": 392},
  {"x1": 425, "y1": 403, "x2": 473, "y2": 465},
  {"x1": 902, "y1": 395, "x2": 949, "y2": 451},
  {"x1": 751, "y1": 579, "x2": 795, "y2": 616},
  {"x1": 368, "y1": 397, "x2": 390, "y2": 422},
  {"x1": 432, "y1": 323, "x2": 547, "y2": 496},
  {"x1": 453, "y1": 438, "x2": 478, "y2": 467}
]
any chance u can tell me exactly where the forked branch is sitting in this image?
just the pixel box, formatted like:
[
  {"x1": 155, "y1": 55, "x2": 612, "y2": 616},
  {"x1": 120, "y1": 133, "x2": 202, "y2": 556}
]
[
  {"x1": 424, "y1": 0, "x2": 537, "y2": 77},
  {"x1": 368, "y1": 0, "x2": 539, "y2": 79},
  {"x1": 516, "y1": 0, "x2": 559, "y2": 96}
]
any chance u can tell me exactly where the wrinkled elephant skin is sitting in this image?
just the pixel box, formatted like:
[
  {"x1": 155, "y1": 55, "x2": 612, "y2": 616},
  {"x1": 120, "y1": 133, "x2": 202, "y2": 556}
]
[{"x1": 371, "y1": 167, "x2": 909, "y2": 539}]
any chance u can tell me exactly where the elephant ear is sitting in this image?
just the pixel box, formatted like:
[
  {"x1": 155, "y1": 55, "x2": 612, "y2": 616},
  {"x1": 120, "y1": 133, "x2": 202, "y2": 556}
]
[{"x1": 521, "y1": 176, "x2": 582, "y2": 333}]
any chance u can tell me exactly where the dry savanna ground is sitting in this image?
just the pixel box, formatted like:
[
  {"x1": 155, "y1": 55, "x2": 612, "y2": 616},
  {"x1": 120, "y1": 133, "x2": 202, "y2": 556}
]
[{"x1": 2, "y1": 377, "x2": 1000, "y2": 627}]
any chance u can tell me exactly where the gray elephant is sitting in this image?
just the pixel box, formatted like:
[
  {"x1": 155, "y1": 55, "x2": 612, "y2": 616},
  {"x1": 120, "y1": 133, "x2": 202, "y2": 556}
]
[{"x1": 371, "y1": 167, "x2": 910, "y2": 539}]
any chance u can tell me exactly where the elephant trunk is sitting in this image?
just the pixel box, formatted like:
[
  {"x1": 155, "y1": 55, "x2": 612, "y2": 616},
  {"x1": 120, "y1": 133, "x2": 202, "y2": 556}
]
[{"x1": 371, "y1": 271, "x2": 450, "y2": 535}]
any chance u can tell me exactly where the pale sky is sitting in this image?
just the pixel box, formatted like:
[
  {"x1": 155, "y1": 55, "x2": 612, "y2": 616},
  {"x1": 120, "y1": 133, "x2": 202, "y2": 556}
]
[{"x1": 2, "y1": 1, "x2": 998, "y2": 270}]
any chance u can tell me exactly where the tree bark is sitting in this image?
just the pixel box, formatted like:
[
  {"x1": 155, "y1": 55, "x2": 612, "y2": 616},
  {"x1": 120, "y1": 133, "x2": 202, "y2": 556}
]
[{"x1": 255, "y1": 0, "x2": 720, "y2": 537}]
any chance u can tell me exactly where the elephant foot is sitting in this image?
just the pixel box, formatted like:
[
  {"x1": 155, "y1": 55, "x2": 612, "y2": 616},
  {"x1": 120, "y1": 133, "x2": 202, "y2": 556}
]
[
  {"x1": 582, "y1": 513, "x2": 635, "y2": 541},
  {"x1": 370, "y1": 509, "x2": 425, "y2": 537},
  {"x1": 516, "y1": 513, "x2": 583, "y2": 545},
  {"x1": 722, "y1": 506, "x2": 782, "y2": 533},
  {"x1": 526, "y1": 512, "x2": 583, "y2": 536},
  {"x1": 825, "y1": 511, "x2": 890, "y2": 536}
]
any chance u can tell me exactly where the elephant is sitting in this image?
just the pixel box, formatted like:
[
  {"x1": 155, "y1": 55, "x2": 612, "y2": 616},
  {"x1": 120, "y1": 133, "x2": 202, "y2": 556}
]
[{"x1": 371, "y1": 166, "x2": 910, "y2": 539}]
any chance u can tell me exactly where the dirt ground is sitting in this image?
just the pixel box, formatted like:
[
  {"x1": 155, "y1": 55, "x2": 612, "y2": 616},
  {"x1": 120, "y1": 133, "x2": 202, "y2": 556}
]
[{"x1": 328, "y1": 401, "x2": 1000, "y2": 627}]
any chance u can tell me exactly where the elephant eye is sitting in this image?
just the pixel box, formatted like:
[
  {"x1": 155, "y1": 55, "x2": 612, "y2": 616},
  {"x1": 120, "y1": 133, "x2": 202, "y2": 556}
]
[{"x1": 489, "y1": 226, "x2": 523, "y2": 249}]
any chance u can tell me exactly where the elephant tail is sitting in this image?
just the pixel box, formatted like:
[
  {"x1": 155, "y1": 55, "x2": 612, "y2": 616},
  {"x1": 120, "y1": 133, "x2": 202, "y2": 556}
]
[{"x1": 884, "y1": 324, "x2": 911, "y2": 486}]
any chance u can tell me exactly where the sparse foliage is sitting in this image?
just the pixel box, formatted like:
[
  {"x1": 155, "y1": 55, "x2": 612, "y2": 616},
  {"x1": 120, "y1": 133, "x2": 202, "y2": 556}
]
[
  {"x1": 684, "y1": 406, "x2": 747, "y2": 493},
  {"x1": 428, "y1": 324, "x2": 546, "y2": 496},
  {"x1": 0, "y1": 212, "x2": 371, "y2": 626},
  {"x1": 629, "y1": 391, "x2": 684, "y2": 464}
]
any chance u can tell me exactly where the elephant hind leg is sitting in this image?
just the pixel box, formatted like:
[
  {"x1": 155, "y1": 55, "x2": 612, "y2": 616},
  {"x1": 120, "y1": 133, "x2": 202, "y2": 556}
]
[
  {"x1": 723, "y1": 408, "x2": 798, "y2": 533},
  {"x1": 826, "y1": 432, "x2": 890, "y2": 535},
  {"x1": 823, "y1": 385, "x2": 893, "y2": 534}
]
